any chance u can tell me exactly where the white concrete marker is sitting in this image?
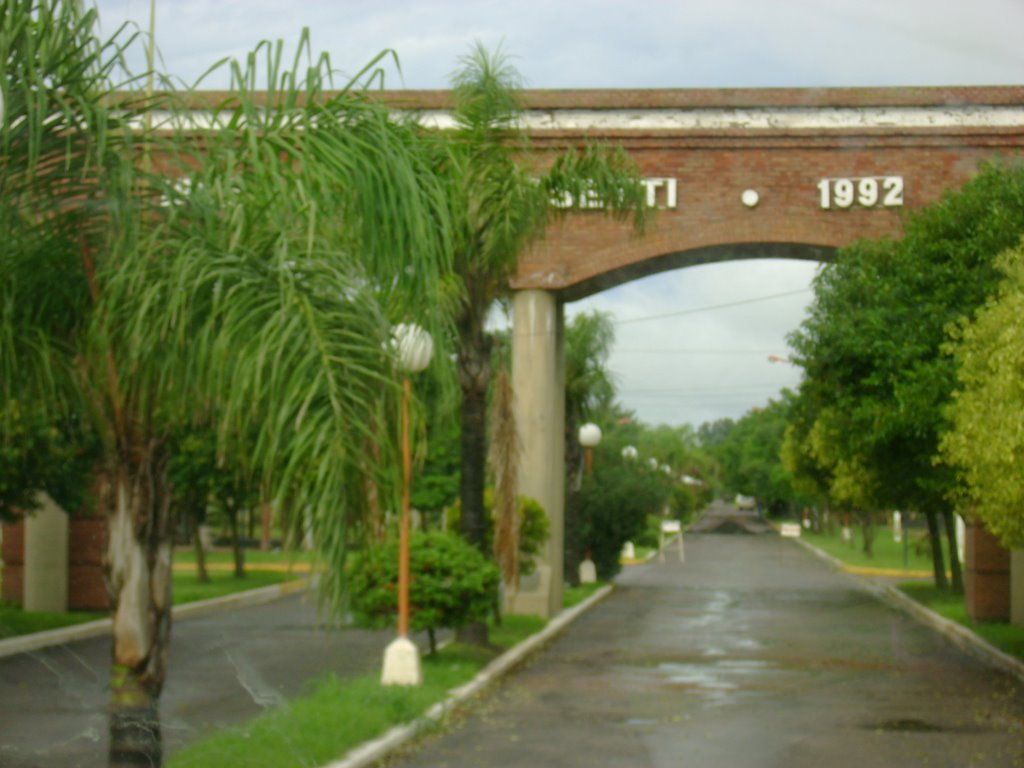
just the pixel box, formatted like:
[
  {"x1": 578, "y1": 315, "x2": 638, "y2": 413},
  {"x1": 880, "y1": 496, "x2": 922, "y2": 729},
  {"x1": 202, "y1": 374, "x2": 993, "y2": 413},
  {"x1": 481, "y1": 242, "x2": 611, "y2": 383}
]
[{"x1": 381, "y1": 637, "x2": 422, "y2": 686}]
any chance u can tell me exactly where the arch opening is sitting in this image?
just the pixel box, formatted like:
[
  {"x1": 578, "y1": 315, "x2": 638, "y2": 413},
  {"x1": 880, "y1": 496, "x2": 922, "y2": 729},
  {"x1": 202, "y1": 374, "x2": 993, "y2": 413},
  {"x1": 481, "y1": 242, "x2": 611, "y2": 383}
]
[{"x1": 560, "y1": 242, "x2": 834, "y2": 303}]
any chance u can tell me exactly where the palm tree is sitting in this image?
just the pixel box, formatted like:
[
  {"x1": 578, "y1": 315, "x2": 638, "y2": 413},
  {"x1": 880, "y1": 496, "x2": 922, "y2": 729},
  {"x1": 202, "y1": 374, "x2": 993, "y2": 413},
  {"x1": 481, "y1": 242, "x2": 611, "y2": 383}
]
[
  {"x1": 563, "y1": 310, "x2": 618, "y2": 583},
  {"x1": 2, "y1": 3, "x2": 451, "y2": 765},
  {"x1": 438, "y1": 46, "x2": 647, "y2": 612}
]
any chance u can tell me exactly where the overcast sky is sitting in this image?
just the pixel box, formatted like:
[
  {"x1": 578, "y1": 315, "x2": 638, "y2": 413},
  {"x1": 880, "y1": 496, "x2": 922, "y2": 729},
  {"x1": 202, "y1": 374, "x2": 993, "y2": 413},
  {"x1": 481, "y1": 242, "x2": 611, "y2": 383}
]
[{"x1": 92, "y1": 0, "x2": 1024, "y2": 429}]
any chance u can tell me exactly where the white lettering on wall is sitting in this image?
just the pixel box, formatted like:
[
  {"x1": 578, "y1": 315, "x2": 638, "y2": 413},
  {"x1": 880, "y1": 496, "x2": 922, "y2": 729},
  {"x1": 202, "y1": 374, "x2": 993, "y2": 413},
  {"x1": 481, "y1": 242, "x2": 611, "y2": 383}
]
[
  {"x1": 551, "y1": 177, "x2": 678, "y2": 211},
  {"x1": 818, "y1": 176, "x2": 904, "y2": 210}
]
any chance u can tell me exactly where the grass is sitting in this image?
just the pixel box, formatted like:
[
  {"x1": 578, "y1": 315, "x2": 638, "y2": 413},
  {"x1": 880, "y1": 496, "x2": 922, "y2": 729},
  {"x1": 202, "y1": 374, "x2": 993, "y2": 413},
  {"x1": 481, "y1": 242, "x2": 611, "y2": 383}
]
[
  {"x1": 167, "y1": 614, "x2": 547, "y2": 768},
  {"x1": 174, "y1": 547, "x2": 313, "y2": 568},
  {"x1": 0, "y1": 603, "x2": 104, "y2": 639},
  {"x1": 563, "y1": 581, "x2": 607, "y2": 609},
  {"x1": 797, "y1": 524, "x2": 1024, "y2": 663},
  {"x1": 898, "y1": 582, "x2": 1024, "y2": 661},
  {"x1": 171, "y1": 569, "x2": 296, "y2": 604},
  {"x1": 0, "y1": 561, "x2": 302, "y2": 639},
  {"x1": 800, "y1": 524, "x2": 950, "y2": 574}
]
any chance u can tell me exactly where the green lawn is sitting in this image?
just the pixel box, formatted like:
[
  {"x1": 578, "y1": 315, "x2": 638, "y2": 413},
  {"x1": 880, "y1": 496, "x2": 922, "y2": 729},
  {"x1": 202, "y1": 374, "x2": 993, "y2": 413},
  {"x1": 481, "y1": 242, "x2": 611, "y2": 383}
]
[
  {"x1": 167, "y1": 614, "x2": 547, "y2": 768},
  {"x1": 0, "y1": 603, "x2": 103, "y2": 639},
  {"x1": 796, "y1": 524, "x2": 1024, "y2": 663},
  {"x1": 800, "y1": 524, "x2": 950, "y2": 574},
  {"x1": 563, "y1": 581, "x2": 608, "y2": 609},
  {"x1": 173, "y1": 547, "x2": 313, "y2": 568},
  {"x1": 0, "y1": 565, "x2": 301, "y2": 639},
  {"x1": 898, "y1": 582, "x2": 1024, "y2": 661}
]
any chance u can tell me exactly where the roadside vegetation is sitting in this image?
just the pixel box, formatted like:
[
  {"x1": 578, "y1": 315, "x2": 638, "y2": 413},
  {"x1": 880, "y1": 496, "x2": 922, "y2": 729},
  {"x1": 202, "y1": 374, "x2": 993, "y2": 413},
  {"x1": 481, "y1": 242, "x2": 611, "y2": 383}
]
[
  {"x1": 0, "y1": 551, "x2": 306, "y2": 639},
  {"x1": 794, "y1": 527, "x2": 1024, "y2": 662},
  {"x1": 3, "y1": 2, "x2": 1023, "y2": 765},
  {"x1": 166, "y1": 613, "x2": 547, "y2": 768},
  {"x1": 897, "y1": 583, "x2": 1024, "y2": 661}
]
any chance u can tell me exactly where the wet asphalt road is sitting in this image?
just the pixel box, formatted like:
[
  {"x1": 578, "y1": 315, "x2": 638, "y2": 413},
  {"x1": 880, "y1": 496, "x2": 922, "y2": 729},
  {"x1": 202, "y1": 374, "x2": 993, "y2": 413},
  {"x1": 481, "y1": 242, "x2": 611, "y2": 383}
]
[
  {"x1": 388, "y1": 532, "x2": 1024, "y2": 768},
  {"x1": 0, "y1": 590, "x2": 418, "y2": 768}
]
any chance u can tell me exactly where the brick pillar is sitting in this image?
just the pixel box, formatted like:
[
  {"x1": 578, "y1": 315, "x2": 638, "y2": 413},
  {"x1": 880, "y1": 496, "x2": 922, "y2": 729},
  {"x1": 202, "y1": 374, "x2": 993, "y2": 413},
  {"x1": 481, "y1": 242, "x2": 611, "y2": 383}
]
[
  {"x1": 69, "y1": 514, "x2": 108, "y2": 611},
  {"x1": 2, "y1": 518, "x2": 25, "y2": 606},
  {"x1": 964, "y1": 522, "x2": 1010, "y2": 622}
]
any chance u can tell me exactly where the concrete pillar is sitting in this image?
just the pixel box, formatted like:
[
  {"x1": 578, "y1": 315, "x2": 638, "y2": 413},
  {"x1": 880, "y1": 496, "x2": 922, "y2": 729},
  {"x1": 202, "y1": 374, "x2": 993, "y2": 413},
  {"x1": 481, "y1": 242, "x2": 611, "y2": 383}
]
[
  {"x1": 24, "y1": 492, "x2": 69, "y2": 613},
  {"x1": 510, "y1": 289, "x2": 564, "y2": 618},
  {"x1": 1012, "y1": 549, "x2": 1024, "y2": 627}
]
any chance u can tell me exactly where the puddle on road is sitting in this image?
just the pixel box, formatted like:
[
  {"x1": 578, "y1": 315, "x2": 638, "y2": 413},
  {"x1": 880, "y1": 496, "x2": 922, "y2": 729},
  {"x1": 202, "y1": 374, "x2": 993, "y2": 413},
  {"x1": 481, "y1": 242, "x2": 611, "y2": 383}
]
[{"x1": 656, "y1": 659, "x2": 779, "y2": 707}]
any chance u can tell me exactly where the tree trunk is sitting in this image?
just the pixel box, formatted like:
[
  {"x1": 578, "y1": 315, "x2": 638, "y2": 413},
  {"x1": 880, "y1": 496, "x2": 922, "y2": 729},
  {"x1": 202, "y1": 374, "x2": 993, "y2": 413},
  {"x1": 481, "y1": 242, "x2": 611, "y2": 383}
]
[
  {"x1": 942, "y1": 508, "x2": 964, "y2": 594},
  {"x1": 456, "y1": 315, "x2": 492, "y2": 646},
  {"x1": 458, "y1": 325, "x2": 493, "y2": 561},
  {"x1": 104, "y1": 446, "x2": 173, "y2": 768},
  {"x1": 228, "y1": 506, "x2": 245, "y2": 579},
  {"x1": 260, "y1": 500, "x2": 272, "y2": 552},
  {"x1": 192, "y1": 510, "x2": 210, "y2": 584},
  {"x1": 924, "y1": 509, "x2": 949, "y2": 590},
  {"x1": 563, "y1": 434, "x2": 584, "y2": 588},
  {"x1": 859, "y1": 511, "x2": 874, "y2": 557}
]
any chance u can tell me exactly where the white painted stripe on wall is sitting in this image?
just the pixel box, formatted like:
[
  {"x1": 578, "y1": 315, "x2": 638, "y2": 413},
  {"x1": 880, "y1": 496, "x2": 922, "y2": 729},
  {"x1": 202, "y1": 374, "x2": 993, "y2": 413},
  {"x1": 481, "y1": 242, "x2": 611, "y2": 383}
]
[
  {"x1": 137, "y1": 105, "x2": 1024, "y2": 133},
  {"x1": 416, "y1": 106, "x2": 1024, "y2": 131}
]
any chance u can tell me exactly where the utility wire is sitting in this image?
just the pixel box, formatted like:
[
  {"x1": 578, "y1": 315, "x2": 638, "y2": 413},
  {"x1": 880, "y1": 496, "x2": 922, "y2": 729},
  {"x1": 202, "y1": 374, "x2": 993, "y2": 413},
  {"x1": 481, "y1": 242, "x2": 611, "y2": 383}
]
[{"x1": 611, "y1": 288, "x2": 812, "y2": 325}]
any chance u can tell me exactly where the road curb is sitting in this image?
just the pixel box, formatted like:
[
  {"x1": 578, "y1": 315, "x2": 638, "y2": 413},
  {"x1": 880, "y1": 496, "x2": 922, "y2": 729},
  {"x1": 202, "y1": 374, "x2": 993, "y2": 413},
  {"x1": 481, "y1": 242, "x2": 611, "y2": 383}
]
[
  {"x1": 322, "y1": 583, "x2": 616, "y2": 768},
  {"x1": 788, "y1": 535, "x2": 1024, "y2": 684},
  {"x1": 0, "y1": 578, "x2": 308, "y2": 659}
]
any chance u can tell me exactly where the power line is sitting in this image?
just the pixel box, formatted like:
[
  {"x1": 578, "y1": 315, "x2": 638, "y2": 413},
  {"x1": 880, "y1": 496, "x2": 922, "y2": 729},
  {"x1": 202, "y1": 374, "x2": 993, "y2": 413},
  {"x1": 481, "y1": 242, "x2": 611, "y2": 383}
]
[
  {"x1": 611, "y1": 288, "x2": 812, "y2": 325},
  {"x1": 614, "y1": 348, "x2": 787, "y2": 355}
]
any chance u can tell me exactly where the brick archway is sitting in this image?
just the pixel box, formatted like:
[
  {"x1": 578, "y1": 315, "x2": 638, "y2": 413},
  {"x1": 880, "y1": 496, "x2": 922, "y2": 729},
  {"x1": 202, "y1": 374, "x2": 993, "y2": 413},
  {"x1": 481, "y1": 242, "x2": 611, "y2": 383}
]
[{"x1": 383, "y1": 86, "x2": 1024, "y2": 616}]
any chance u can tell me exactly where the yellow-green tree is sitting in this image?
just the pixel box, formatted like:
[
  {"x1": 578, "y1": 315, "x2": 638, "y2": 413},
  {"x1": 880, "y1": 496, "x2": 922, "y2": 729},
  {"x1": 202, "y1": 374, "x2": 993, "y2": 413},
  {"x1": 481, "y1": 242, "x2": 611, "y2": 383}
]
[{"x1": 941, "y1": 243, "x2": 1024, "y2": 547}]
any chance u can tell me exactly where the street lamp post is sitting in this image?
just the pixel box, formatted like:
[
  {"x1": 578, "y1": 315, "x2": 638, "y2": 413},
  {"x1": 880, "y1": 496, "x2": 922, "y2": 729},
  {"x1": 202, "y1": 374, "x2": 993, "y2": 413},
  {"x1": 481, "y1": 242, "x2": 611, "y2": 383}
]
[
  {"x1": 577, "y1": 424, "x2": 602, "y2": 584},
  {"x1": 382, "y1": 323, "x2": 433, "y2": 687},
  {"x1": 578, "y1": 423, "x2": 602, "y2": 474}
]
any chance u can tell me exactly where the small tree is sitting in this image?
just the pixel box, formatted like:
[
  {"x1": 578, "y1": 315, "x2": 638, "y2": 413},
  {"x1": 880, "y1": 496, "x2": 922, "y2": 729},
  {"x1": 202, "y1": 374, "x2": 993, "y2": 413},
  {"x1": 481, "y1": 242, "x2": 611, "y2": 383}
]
[
  {"x1": 577, "y1": 449, "x2": 670, "y2": 580},
  {"x1": 348, "y1": 531, "x2": 500, "y2": 653}
]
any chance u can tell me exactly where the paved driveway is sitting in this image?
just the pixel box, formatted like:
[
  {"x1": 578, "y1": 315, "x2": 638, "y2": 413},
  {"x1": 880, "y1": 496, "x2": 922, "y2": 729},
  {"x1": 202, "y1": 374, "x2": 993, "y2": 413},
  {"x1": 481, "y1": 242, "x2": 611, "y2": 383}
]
[
  {"x1": 389, "y1": 533, "x2": 1024, "y2": 768},
  {"x1": 0, "y1": 590, "x2": 406, "y2": 767}
]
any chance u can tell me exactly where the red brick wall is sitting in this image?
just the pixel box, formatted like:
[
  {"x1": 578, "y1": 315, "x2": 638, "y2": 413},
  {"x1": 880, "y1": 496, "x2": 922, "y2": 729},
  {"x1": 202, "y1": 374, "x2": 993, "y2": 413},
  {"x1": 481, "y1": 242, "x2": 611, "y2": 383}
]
[
  {"x1": 1, "y1": 514, "x2": 108, "y2": 612},
  {"x1": 68, "y1": 516, "x2": 108, "y2": 611},
  {"x1": 2, "y1": 519, "x2": 25, "y2": 606},
  {"x1": 514, "y1": 133, "x2": 1024, "y2": 299},
  {"x1": 964, "y1": 523, "x2": 1010, "y2": 622}
]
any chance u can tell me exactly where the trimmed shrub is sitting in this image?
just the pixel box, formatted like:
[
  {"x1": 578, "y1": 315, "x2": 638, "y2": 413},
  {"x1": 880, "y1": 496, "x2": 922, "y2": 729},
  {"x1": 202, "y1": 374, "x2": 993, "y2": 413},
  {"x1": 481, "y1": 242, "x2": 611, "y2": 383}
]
[{"x1": 348, "y1": 531, "x2": 500, "y2": 652}]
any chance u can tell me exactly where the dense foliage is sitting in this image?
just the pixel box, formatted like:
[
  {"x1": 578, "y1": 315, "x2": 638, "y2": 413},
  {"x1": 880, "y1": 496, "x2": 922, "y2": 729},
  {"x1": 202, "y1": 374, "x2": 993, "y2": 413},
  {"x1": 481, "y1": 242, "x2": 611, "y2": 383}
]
[
  {"x1": 787, "y1": 160, "x2": 1024, "y2": 587},
  {"x1": 348, "y1": 532, "x2": 501, "y2": 652},
  {"x1": 577, "y1": 448, "x2": 670, "y2": 579},
  {"x1": 941, "y1": 243, "x2": 1024, "y2": 547},
  {"x1": 710, "y1": 396, "x2": 799, "y2": 516}
]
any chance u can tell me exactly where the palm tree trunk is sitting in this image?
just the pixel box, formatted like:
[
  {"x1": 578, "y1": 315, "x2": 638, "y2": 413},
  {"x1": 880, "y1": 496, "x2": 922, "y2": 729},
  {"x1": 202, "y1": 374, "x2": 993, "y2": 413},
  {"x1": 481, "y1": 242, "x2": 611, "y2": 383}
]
[
  {"x1": 105, "y1": 447, "x2": 173, "y2": 768},
  {"x1": 563, "y1": 435, "x2": 584, "y2": 587},
  {"x1": 457, "y1": 330, "x2": 491, "y2": 554},
  {"x1": 457, "y1": 320, "x2": 492, "y2": 646}
]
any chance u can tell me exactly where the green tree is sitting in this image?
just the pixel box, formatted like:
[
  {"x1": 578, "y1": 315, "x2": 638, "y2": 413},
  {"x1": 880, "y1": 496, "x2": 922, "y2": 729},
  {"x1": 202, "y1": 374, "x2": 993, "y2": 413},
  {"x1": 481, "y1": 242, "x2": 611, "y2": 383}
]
[
  {"x1": 436, "y1": 45, "x2": 647, "y2": 591},
  {"x1": 563, "y1": 310, "x2": 617, "y2": 584},
  {"x1": 577, "y1": 445, "x2": 670, "y2": 579},
  {"x1": 789, "y1": 160, "x2": 1024, "y2": 590},
  {"x1": 941, "y1": 243, "x2": 1024, "y2": 547},
  {"x1": 1, "y1": 4, "x2": 452, "y2": 763},
  {"x1": 712, "y1": 397, "x2": 799, "y2": 516}
]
